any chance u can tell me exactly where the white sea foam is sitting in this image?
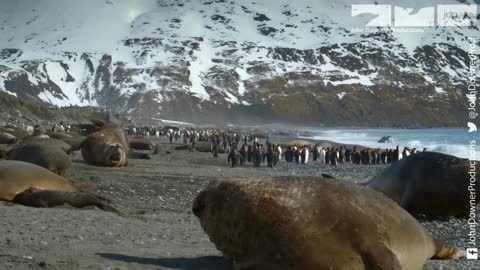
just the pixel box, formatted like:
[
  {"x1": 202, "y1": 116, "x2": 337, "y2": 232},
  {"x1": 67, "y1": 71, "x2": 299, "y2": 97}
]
[{"x1": 300, "y1": 128, "x2": 478, "y2": 159}]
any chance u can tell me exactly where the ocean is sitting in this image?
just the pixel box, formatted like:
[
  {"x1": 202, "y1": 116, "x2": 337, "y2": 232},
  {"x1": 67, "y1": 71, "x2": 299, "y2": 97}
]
[{"x1": 299, "y1": 128, "x2": 478, "y2": 159}]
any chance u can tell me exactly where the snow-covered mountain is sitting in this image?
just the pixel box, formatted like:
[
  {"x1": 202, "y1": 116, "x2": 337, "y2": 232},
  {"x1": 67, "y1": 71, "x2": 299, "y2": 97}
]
[{"x1": 0, "y1": 0, "x2": 478, "y2": 126}]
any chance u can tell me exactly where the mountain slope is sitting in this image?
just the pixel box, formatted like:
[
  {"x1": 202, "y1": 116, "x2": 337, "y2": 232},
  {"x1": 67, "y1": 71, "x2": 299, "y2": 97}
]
[{"x1": 0, "y1": 0, "x2": 478, "y2": 127}]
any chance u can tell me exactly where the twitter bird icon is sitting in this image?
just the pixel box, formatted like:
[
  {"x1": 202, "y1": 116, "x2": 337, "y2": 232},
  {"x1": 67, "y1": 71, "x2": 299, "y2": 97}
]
[{"x1": 468, "y1": 122, "x2": 477, "y2": 133}]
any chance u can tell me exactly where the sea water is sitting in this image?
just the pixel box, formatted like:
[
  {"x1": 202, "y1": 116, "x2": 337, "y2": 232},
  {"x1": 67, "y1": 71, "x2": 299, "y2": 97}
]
[{"x1": 300, "y1": 128, "x2": 478, "y2": 159}]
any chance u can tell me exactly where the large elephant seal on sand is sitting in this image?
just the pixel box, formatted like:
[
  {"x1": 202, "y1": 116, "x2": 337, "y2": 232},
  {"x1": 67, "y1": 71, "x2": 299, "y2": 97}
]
[
  {"x1": 366, "y1": 152, "x2": 480, "y2": 217},
  {"x1": 6, "y1": 144, "x2": 72, "y2": 176},
  {"x1": 0, "y1": 161, "x2": 114, "y2": 211},
  {"x1": 80, "y1": 123, "x2": 129, "y2": 167},
  {"x1": 193, "y1": 176, "x2": 463, "y2": 270}
]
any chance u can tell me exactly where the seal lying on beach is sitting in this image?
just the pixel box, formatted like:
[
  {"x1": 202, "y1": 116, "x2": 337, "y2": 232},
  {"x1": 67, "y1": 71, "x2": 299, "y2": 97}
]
[
  {"x1": 61, "y1": 135, "x2": 86, "y2": 151},
  {"x1": 47, "y1": 131, "x2": 72, "y2": 140},
  {"x1": 13, "y1": 187, "x2": 118, "y2": 213},
  {"x1": 0, "y1": 161, "x2": 114, "y2": 211},
  {"x1": 0, "y1": 132, "x2": 18, "y2": 144},
  {"x1": 6, "y1": 144, "x2": 72, "y2": 176},
  {"x1": 23, "y1": 137, "x2": 73, "y2": 154},
  {"x1": 193, "y1": 176, "x2": 463, "y2": 270},
  {"x1": 366, "y1": 152, "x2": 480, "y2": 217},
  {"x1": 129, "y1": 138, "x2": 155, "y2": 150},
  {"x1": 80, "y1": 122, "x2": 129, "y2": 167}
]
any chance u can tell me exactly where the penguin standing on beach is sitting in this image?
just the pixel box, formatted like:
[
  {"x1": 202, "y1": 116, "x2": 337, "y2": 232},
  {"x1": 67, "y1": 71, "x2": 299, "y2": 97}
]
[
  {"x1": 339, "y1": 147, "x2": 345, "y2": 163},
  {"x1": 312, "y1": 146, "x2": 319, "y2": 161},
  {"x1": 265, "y1": 143, "x2": 274, "y2": 168},
  {"x1": 284, "y1": 146, "x2": 294, "y2": 163},
  {"x1": 227, "y1": 144, "x2": 242, "y2": 168},
  {"x1": 330, "y1": 149, "x2": 338, "y2": 166},
  {"x1": 319, "y1": 147, "x2": 326, "y2": 163},
  {"x1": 240, "y1": 144, "x2": 247, "y2": 165},
  {"x1": 247, "y1": 144, "x2": 253, "y2": 162},
  {"x1": 394, "y1": 146, "x2": 403, "y2": 161},
  {"x1": 273, "y1": 144, "x2": 282, "y2": 166},
  {"x1": 300, "y1": 145, "x2": 309, "y2": 165},
  {"x1": 325, "y1": 148, "x2": 331, "y2": 165},
  {"x1": 294, "y1": 146, "x2": 300, "y2": 164},
  {"x1": 253, "y1": 144, "x2": 262, "y2": 167}
]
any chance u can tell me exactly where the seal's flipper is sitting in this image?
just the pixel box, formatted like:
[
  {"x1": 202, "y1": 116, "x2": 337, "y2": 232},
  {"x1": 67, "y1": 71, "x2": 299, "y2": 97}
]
[
  {"x1": 360, "y1": 244, "x2": 402, "y2": 270},
  {"x1": 432, "y1": 240, "x2": 464, "y2": 260},
  {"x1": 321, "y1": 173, "x2": 336, "y2": 179},
  {"x1": 97, "y1": 203, "x2": 124, "y2": 215}
]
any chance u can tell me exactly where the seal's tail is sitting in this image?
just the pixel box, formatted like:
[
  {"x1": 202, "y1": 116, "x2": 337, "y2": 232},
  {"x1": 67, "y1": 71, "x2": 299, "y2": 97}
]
[
  {"x1": 75, "y1": 186, "x2": 111, "y2": 203},
  {"x1": 432, "y1": 240, "x2": 466, "y2": 259}
]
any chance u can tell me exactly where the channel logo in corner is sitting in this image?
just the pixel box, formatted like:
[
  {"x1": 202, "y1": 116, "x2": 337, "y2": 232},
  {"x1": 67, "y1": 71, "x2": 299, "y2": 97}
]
[
  {"x1": 467, "y1": 248, "x2": 478, "y2": 260},
  {"x1": 468, "y1": 122, "x2": 477, "y2": 133}
]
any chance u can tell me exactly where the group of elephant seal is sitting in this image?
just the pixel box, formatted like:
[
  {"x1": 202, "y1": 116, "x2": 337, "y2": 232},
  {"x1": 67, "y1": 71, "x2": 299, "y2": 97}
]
[
  {"x1": 193, "y1": 176, "x2": 463, "y2": 270},
  {"x1": 366, "y1": 151, "x2": 479, "y2": 217}
]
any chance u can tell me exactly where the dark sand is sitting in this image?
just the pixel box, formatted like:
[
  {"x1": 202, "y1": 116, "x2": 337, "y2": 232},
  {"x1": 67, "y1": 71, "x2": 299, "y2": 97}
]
[{"x1": 0, "y1": 140, "x2": 478, "y2": 269}]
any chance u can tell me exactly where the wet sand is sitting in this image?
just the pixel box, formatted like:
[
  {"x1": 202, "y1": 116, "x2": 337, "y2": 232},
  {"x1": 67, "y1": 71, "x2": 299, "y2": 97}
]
[{"x1": 0, "y1": 140, "x2": 478, "y2": 270}]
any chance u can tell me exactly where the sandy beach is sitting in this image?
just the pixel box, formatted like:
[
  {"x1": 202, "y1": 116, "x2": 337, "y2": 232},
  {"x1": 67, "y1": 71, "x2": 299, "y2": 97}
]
[{"x1": 0, "y1": 139, "x2": 478, "y2": 270}]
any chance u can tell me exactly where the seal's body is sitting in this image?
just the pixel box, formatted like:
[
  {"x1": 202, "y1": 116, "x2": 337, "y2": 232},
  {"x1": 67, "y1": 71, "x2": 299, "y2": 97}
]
[
  {"x1": 6, "y1": 144, "x2": 72, "y2": 176},
  {"x1": 193, "y1": 176, "x2": 463, "y2": 270},
  {"x1": 80, "y1": 124, "x2": 129, "y2": 167},
  {"x1": 13, "y1": 187, "x2": 117, "y2": 213},
  {"x1": 48, "y1": 132, "x2": 72, "y2": 140},
  {"x1": 0, "y1": 161, "x2": 81, "y2": 201},
  {"x1": 0, "y1": 161, "x2": 116, "y2": 212},
  {"x1": 367, "y1": 152, "x2": 480, "y2": 217},
  {"x1": 0, "y1": 132, "x2": 17, "y2": 144},
  {"x1": 23, "y1": 137, "x2": 72, "y2": 154}
]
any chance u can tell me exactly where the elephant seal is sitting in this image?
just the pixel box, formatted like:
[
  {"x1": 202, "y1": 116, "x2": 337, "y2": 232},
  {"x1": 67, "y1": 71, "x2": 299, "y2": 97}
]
[
  {"x1": 0, "y1": 145, "x2": 8, "y2": 159},
  {"x1": 6, "y1": 144, "x2": 72, "y2": 176},
  {"x1": 0, "y1": 161, "x2": 116, "y2": 212},
  {"x1": 193, "y1": 176, "x2": 463, "y2": 270},
  {"x1": 13, "y1": 187, "x2": 119, "y2": 213},
  {"x1": 0, "y1": 132, "x2": 18, "y2": 144},
  {"x1": 129, "y1": 138, "x2": 155, "y2": 150},
  {"x1": 80, "y1": 123, "x2": 129, "y2": 167},
  {"x1": 0, "y1": 160, "x2": 84, "y2": 201},
  {"x1": 22, "y1": 134, "x2": 50, "y2": 141},
  {"x1": 366, "y1": 151, "x2": 480, "y2": 217},
  {"x1": 61, "y1": 135, "x2": 86, "y2": 151},
  {"x1": 48, "y1": 131, "x2": 72, "y2": 140},
  {"x1": 22, "y1": 137, "x2": 72, "y2": 154}
]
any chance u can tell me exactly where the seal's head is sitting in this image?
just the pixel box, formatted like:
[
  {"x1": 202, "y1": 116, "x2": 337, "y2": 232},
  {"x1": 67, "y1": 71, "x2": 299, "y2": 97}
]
[{"x1": 106, "y1": 144, "x2": 126, "y2": 166}]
